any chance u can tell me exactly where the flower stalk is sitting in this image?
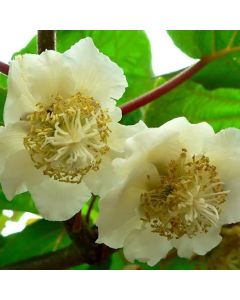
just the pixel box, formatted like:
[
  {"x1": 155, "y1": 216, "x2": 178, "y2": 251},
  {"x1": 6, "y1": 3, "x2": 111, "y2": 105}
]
[
  {"x1": 37, "y1": 30, "x2": 56, "y2": 53},
  {"x1": 121, "y1": 57, "x2": 210, "y2": 115},
  {"x1": 0, "y1": 61, "x2": 9, "y2": 75}
]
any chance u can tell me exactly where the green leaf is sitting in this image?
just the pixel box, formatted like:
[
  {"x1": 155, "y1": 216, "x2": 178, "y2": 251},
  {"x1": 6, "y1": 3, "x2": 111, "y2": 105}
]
[
  {"x1": 168, "y1": 30, "x2": 213, "y2": 58},
  {"x1": 109, "y1": 251, "x2": 127, "y2": 270},
  {"x1": 108, "y1": 250, "x2": 160, "y2": 270},
  {"x1": 0, "y1": 75, "x2": 7, "y2": 124},
  {"x1": 0, "y1": 220, "x2": 71, "y2": 267},
  {"x1": 168, "y1": 30, "x2": 240, "y2": 59},
  {"x1": 167, "y1": 30, "x2": 240, "y2": 89},
  {"x1": 0, "y1": 190, "x2": 38, "y2": 213},
  {"x1": 194, "y1": 55, "x2": 240, "y2": 89},
  {"x1": 144, "y1": 81, "x2": 240, "y2": 132},
  {"x1": 0, "y1": 87, "x2": 6, "y2": 124},
  {"x1": 12, "y1": 37, "x2": 37, "y2": 58},
  {"x1": 0, "y1": 213, "x2": 8, "y2": 232},
  {"x1": 159, "y1": 257, "x2": 205, "y2": 270},
  {"x1": 14, "y1": 30, "x2": 154, "y2": 124},
  {"x1": 0, "y1": 74, "x2": 7, "y2": 89}
]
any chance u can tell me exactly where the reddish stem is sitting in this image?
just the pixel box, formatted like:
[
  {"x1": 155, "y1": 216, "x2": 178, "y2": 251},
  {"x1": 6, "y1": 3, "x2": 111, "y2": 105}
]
[
  {"x1": 0, "y1": 61, "x2": 9, "y2": 75},
  {"x1": 121, "y1": 57, "x2": 210, "y2": 115}
]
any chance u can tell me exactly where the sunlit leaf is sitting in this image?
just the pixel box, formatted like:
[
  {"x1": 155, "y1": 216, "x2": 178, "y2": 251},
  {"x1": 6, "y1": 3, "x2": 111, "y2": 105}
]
[
  {"x1": 0, "y1": 190, "x2": 37, "y2": 213},
  {"x1": 144, "y1": 81, "x2": 240, "y2": 132},
  {"x1": 168, "y1": 30, "x2": 240, "y2": 89},
  {"x1": 0, "y1": 220, "x2": 70, "y2": 267}
]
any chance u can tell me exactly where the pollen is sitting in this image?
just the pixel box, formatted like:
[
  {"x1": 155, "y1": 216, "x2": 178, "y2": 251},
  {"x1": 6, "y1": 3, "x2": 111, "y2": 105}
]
[
  {"x1": 139, "y1": 149, "x2": 229, "y2": 239},
  {"x1": 23, "y1": 93, "x2": 111, "y2": 183}
]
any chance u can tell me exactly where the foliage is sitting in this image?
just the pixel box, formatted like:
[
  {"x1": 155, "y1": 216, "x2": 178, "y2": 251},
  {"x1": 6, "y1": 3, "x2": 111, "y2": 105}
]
[
  {"x1": 144, "y1": 81, "x2": 240, "y2": 131},
  {"x1": 168, "y1": 30, "x2": 240, "y2": 89},
  {"x1": 0, "y1": 220, "x2": 71, "y2": 267}
]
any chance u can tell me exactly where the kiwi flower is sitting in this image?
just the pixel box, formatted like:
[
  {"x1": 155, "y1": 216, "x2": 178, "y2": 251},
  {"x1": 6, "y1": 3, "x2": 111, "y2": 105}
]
[
  {"x1": 0, "y1": 37, "x2": 145, "y2": 221},
  {"x1": 97, "y1": 117, "x2": 240, "y2": 266}
]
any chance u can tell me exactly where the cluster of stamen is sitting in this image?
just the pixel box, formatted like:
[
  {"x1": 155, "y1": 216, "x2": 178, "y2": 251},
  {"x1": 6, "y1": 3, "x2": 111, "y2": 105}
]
[
  {"x1": 24, "y1": 93, "x2": 111, "y2": 183},
  {"x1": 139, "y1": 149, "x2": 229, "y2": 239}
]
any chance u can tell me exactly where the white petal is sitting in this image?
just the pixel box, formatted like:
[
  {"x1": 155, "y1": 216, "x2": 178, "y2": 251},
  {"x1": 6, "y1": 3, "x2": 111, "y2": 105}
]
[
  {"x1": 192, "y1": 228, "x2": 222, "y2": 255},
  {"x1": 4, "y1": 51, "x2": 74, "y2": 124},
  {"x1": 172, "y1": 227, "x2": 222, "y2": 258},
  {"x1": 106, "y1": 101, "x2": 122, "y2": 122},
  {"x1": 96, "y1": 162, "x2": 162, "y2": 247},
  {"x1": 205, "y1": 128, "x2": 240, "y2": 157},
  {"x1": 204, "y1": 128, "x2": 240, "y2": 224},
  {"x1": 0, "y1": 122, "x2": 28, "y2": 175},
  {"x1": 120, "y1": 117, "x2": 214, "y2": 168},
  {"x1": 161, "y1": 117, "x2": 215, "y2": 155},
  {"x1": 1, "y1": 149, "x2": 44, "y2": 200},
  {"x1": 171, "y1": 236, "x2": 194, "y2": 258},
  {"x1": 111, "y1": 158, "x2": 162, "y2": 203},
  {"x1": 108, "y1": 120, "x2": 147, "y2": 153},
  {"x1": 218, "y1": 168, "x2": 240, "y2": 224},
  {"x1": 84, "y1": 121, "x2": 147, "y2": 196},
  {"x1": 96, "y1": 182, "x2": 142, "y2": 248},
  {"x1": 123, "y1": 229, "x2": 172, "y2": 266},
  {"x1": 28, "y1": 178, "x2": 91, "y2": 221},
  {"x1": 83, "y1": 156, "x2": 117, "y2": 197},
  {"x1": 64, "y1": 37, "x2": 128, "y2": 107}
]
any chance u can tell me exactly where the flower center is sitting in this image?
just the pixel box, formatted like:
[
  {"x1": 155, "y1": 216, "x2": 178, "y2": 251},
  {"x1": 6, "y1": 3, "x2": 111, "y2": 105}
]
[
  {"x1": 139, "y1": 149, "x2": 229, "y2": 239},
  {"x1": 24, "y1": 93, "x2": 111, "y2": 183}
]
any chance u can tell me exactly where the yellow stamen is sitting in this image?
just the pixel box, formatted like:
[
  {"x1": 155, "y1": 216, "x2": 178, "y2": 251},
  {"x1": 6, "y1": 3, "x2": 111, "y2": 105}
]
[
  {"x1": 24, "y1": 93, "x2": 111, "y2": 183},
  {"x1": 139, "y1": 149, "x2": 228, "y2": 239}
]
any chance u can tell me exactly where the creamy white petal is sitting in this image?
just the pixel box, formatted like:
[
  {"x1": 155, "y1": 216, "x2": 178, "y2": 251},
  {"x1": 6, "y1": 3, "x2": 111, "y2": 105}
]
[
  {"x1": 83, "y1": 120, "x2": 147, "y2": 196},
  {"x1": 0, "y1": 122, "x2": 28, "y2": 175},
  {"x1": 1, "y1": 149, "x2": 43, "y2": 200},
  {"x1": 191, "y1": 228, "x2": 222, "y2": 255},
  {"x1": 108, "y1": 120, "x2": 147, "y2": 153},
  {"x1": 178, "y1": 121, "x2": 215, "y2": 155},
  {"x1": 120, "y1": 117, "x2": 214, "y2": 168},
  {"x1": 160, "y1": 117, "x2": 215, "y2": 155},
  {"x1": 4, "y1": 51, "x2": 74, "y2": 124},
  {"x1": 204, "y1": 129, "x2": 240, "y2": 224},
  {"x1": 205, "y1": 128, "x2": 240, "y2": 156},
  {"x1": 171, "y1": 236, "x2": 194, "y2": 259},
  {"x1": 123, "y1": 229, "x2": 172, "y2": 266},
  {"x1": 29, "y1": 178, "x2": 91, "y2": 221},
  {"x1": 83, "y1": 155, "x2": 116, "y2": 197},
  {"x1": 172, "y1": 227, "x2": 222, "y2": 258},
  {"x1": 96, "y1": 162, "x2": 162, "y2": 248},
  {"x1": 107, "y1": 101, "x2": 122, "y2": 122},
  {"x1": 64, "y1": 37, "x2": 128, "y2": 107},
  {"x1": 96, "y1": 182, "x2": 142, "y2": 248},
  {"x1": 218, "y1": 170, "x2": 240, "y2": 224}
]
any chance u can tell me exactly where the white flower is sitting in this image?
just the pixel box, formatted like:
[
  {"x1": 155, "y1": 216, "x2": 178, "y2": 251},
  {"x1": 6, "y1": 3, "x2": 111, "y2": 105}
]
[
  {"x1": 0, "y1": 37, "x2": 145, "y2": 221},
  {"x1": 97, "y1": 117, "x2": 240, "y2": 266}
]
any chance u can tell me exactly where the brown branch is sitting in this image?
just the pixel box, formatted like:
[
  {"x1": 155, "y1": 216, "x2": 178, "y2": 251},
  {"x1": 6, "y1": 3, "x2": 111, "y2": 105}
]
[
  {"x1": 64, "y1": 213, "x2": 113, "y2": 265},
  {"x1": 0, "y1": 61, "x2": 9, "y2": 75},
  {"x1": 38, "y1": 30, "x2": 56, "y2": 54},
  {"x1": 0, "y1": 216, "x2": 114, "y2": 270},
  {"x1": 0, "y1": 244, "x2": 84, "y2": 270}
]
